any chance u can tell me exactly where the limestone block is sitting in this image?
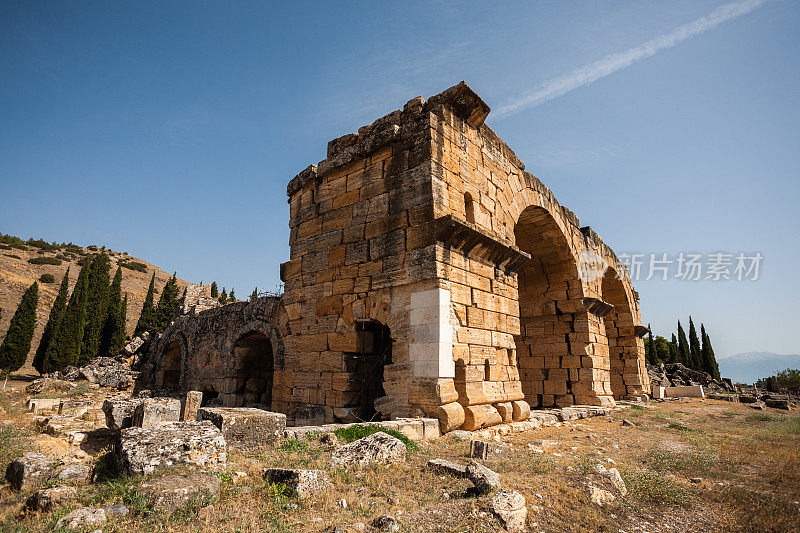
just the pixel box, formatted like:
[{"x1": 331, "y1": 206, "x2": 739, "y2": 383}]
[
  {"x1": 469, "y1": 440, "x2": 510, "y2": 461},
  {"x1": 5, "y1": 453, "x2": 53, "y2": 491},
  {"x1": 133, "y1": 398, "x2": 181, "y2": 429},
  {"x1": 462, "y1": 404, "x2": 502, "y2": 431},
  {"x1": 140, "y1": 471, "x2": 221, "y2": 512},
  {"x1": 182, "y1": 391, "x2": 202, "y2": 421},
  {"x1": 114, "y1": 421, "x2": 226, "y2": 476},
  {"x1": 665, "y1": 385, "x2": 704, "y2": 398},
  {"x1": 510, "y1": 400, "x2": 530, "y2": 421},
  {"x1": 494, "y1": 402, "x2": 513, "y2": 422},
  {"x1": 198, "y1": 407, "x2": 287, "y2": 449},
  {"x1": 425, "y1": 401, "x2": 465, "y2": 433},
  {"x1": 330, "y1": 432, "x2": 406, "y2": 468}
]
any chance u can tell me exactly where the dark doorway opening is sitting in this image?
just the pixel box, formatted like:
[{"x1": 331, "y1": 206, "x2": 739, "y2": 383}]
[
  {"x1": 346, "y1": 320, "x2": 392, "y2": 421},
  {"x1": 232, "y1": 331, "x2": 274, "y2": 408},
  {"x1": 161, "y1": 339, "x2": 182, "y2": 392}
]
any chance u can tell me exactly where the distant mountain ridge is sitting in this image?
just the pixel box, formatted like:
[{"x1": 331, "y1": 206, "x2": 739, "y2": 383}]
[{"x1": 717, "y1": 352, "x2": 800, "y2": 384}]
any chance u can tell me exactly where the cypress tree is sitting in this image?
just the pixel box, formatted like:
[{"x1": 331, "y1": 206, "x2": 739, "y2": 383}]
[
  {"x1": 80, "y1": 253, "x2": 111, "y2": 364},
  {"x1": 0, "y1": 282, "x2": 39, "y2": 374},
  {"x1": 250, "y1": 288, "x2": 258, "y2": 301},
  {"x1": 99, "y1": 267, "x2": 123, "y2": 356},
  {"x1": 669, "y1": 333, "x2": 678, "y2": 364},
  {"x1": 646, "y1": 324, "x2": 655, "y2": 365},
  {"x1": 154, "y1": 274, "x2": 180, "y2": 332},
  {"x1": 701, "y1": 324, "x2": 721, "y2": 380},
  {"x1": 113, "y1": 294, "x2": 128, "y2": 354},
  {"x1": 135, "y1": 273, "x2": 157, "y2": 336},
  {"x1": 34, "y1": 268, "x2": 70, "y2": 374},
  {"x1": 44, "y1": 259, "x2": 90, "y2": 372},
  {"x1": 688, "y1": 317, "x2": 702, "y2": 372},
  {"x1": 219, "y1": 288, "x2": 227, "y2": 304},
  {"x1": 677, "y1": 320, "x2": 690, "y2": 368},
  {"x1": 210, "y1": 282, "x2": 218, "y2": 298},
  {"x1": 229, "y1": 288, "x2": 235, "y2": 302}
]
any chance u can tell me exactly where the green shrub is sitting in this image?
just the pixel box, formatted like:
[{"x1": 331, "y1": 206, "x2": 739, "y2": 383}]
[
  {"x1": 55, "y1": 254, "x2": 69, "y2": 261},
  {"x1": 120, "y1": 260, "x2": 147, "y2": 273},
  {"x1": 334, "y1": 424, "x2": 419, "y2": 451},
  {"x1": 87, "y1": 245, "x2": 98, "y2": 251},
  {"x1": 4, "y1": 254, "x2": 21, "y2": 259},
  {"x1": 27, "y1": 256, "x2": 62, "y2": 266},
  {"x1": 65, "y1": 244, "x2": 84, "y2": 254},
  {"x1": 0, "y1": 244, "x2": 10, "y2": 250},
  {"x1": 39, "y1": 273, "x2": 55, "y2": 283},
  {"x1": 26, "y1": 238, "x2": 59, "y2": 252}
]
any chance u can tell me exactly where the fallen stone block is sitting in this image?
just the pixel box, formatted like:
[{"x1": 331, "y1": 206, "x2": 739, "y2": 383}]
[
  {"x1": 468, "y1": 440, "x2": 510, "y2": 461},
  {"x1": 739, "y1": 394, "x2": 758, "y2": 404},
  {"x1": 425, "y1": 458, "x2": 468, "y2": 478},
  {"x1": 510, "y1": 400, "x2": 530, "y2": 422},
  {"x1": 750, "y1": 400, "x2": 766, "y2": 410},
  {"x1": 54, "y1": 463, "x2": 92, "y2": 483},
  {"x1": 707, "y1": 393, "x2": 738, "y2": 402},
  {"x1": 58, "y1": 399, "x2": 93, "y2": 417},
  {"x1": 489, "y1": 489, "x2": 527, "y2": 532},
  {"x1": 198, "y1": 407, "x2": 286, "y2": 449},
  {"x1": 140, "y1": 471, "x2": 221, "y2": 512},
  {"x1": 331, "y1": 431, "x2": 406, "y2": 468},
  {"x1": 765, "y1": 399, "x2": 791, "y2": 410},
  {"x1": 26, "y1": 485, "x2": 78, "y2": 512},
  {"x1": 25, "y1": 378, "x2": 75, "y2": 395},
  {"x1": 5, "y1": 452, "x2": 53, "y2": 491},
  {"x1": 263, "y1": 468, "x2": 330, "y2": 498},
  {"x1": 26, "y1": 398, "x2": 60, "y2": 414},
  {"x1": 372, "y1": 514, "x2": 400, "y2": 533},
  {"x1": 55, "y1": 507, "x2": 106, "y2": 530},
  {"x1": 466, "y1": 461, "x2": 500, "y2": 493},
  {"x1": 134, "y1": 397, "x2": 182, "y2": 428},
  {"x1": 103, "y1": 398, "x2": 143, "y2": 430},
  {"x1": 114, "y1": 421, "x2": 226, "y2": 475},
  {"x1": 664, "y1": 385, "x2": 705, "y2": 398}
]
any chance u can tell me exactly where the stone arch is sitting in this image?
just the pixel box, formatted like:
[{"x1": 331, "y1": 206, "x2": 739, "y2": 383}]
[
  {"x1": 157, "y1": 332, "x2": 188, "y2": 392},
  {"x1": 602, "y1": 267, "x2": 644, "y2": 399},
  {"x1": 230, "y1": 320, "x2": 282, "y2": 408},
  {"x1": 513, "y1": 204, "x2": 590, "y2": 408}
]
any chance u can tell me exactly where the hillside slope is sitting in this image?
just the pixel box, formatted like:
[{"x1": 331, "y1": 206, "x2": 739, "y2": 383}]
[{"x1": 0, "y1": 241, "x2": 189, "y2": 373}]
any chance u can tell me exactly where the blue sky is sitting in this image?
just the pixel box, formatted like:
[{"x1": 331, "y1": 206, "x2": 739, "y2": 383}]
[{"x1": 1, "y1": 1, "x2": 798, "y2": 357}]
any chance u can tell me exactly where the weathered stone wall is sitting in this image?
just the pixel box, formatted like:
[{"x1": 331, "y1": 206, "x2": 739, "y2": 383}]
[
  {"x1": 142, "y1": 82, "x2": 649, "y2": 431},
  {"x1": 139, "y1": 297, "x2": 289, "y2": 410}
]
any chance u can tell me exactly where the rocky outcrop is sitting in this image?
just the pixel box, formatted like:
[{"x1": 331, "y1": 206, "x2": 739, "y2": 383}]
[
  {"x1": 647, "y1": 363, "x2": 734, "y2": 392},
  {"x1": 114, "y1": 421, "x2": 226, "y2": 475},
  {"x1": 263, "y1": 468, "x2": 330, "y2": 498},
  {"x1": 26, "y1": 486, "x2": 78, "y2": 512},
  {"x1": 139, "y1": 471, "x2": 221, "y2": 512},
  {"x1": 55, "y1": 507, "x2": 106, "y2": 530},
  {"x1": 330, "y1": 432, "x2": 406, "y2": 468}
]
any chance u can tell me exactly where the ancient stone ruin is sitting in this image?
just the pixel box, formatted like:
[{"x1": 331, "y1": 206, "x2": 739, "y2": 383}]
[{"x1": 139, "y1": 82, "x2": 650, "y2": 432}]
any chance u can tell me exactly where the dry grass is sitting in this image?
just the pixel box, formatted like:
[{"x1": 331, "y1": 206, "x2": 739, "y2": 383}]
[{"x1": 0, "y1": 399, "x2": 798, "y2": 531}]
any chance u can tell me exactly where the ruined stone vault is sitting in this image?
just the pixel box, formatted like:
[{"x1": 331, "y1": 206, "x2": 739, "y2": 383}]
[{"x1": 142, "y1": 82, "x2": 650, "y2": 431}]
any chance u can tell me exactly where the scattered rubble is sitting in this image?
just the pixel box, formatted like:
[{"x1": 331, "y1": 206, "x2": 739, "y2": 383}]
[
  {"x1": 26, "y1": 485, "x2": 78, "y2": 512},
  {"x1": 55, "y1": 507, "x2": 107, "y2": 530}
]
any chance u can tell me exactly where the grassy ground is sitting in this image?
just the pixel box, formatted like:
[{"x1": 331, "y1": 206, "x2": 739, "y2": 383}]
[{"x1": 0, "y1": 398, "x2": 798, "y2": 532}]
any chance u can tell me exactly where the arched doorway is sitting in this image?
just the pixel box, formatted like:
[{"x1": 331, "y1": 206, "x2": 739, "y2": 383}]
[
  {"x1": 601, "y1": 268, "x2": 636, "y2": 400},
  {"x1": 514, "y1": 206, "x2": 586, "y2": 408},
  {"x1": 160, "y1": 338, "x2": 183, "y2": 392},
  {"x1": 345, "y1": 320, "x2": 392, "y2": 421},
  {"x1": 232, "y1": 330, "x2": 274, "y2": 408}
]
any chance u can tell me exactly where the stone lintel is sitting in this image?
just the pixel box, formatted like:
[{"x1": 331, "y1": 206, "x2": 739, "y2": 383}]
[
  {"x1": 435, "y1": 215, "x2": 530, "y2": 272},
  {"x1": 583, "y1": 297, "x2": 614, "y2": 317}
]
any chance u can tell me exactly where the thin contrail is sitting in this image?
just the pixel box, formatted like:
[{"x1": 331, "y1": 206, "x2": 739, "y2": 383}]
[{"x1": 496, "y1": 0, "x2": 769, "y2": 117}]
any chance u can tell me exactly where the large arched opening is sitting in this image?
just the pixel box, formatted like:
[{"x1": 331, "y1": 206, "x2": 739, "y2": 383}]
[
  {"x1": 514, "y1": 205, "x2": 586, "y2": 408},
  {"x1": 160, "y1": 338, "x2": 183, "y2": 392},
  {"x1": 601, "y1": 268, "x2": 637, "y2": 400},
  {"x1": 232, "y1": 330, "x2": 274, "y2": 408}
]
